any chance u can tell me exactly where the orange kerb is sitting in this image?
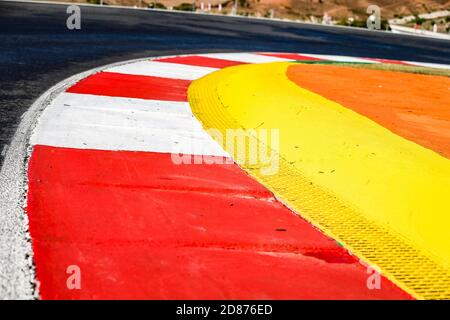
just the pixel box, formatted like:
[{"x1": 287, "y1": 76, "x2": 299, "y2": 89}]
[{"x1": 287, "y1": 64, "x2": 450, "y2": 159}]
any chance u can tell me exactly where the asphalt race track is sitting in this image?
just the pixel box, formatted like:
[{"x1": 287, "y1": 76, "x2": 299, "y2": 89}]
[{"x1": 1, "y1": 0, "x2": 450, "y2": 168}]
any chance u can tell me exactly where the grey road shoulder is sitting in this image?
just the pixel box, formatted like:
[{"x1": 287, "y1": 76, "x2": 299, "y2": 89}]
[{"x1": 0, "y1": 67, "x2": 94, "y2": 300}]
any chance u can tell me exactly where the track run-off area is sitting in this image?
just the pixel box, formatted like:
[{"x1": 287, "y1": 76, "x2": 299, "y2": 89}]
[{"x1": 12, "y1": 52, "x2": 449, "y2": 299}]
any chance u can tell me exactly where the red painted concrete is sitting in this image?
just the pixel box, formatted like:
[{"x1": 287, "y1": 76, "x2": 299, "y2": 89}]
[
  {"x1": 366, "y1": 58, "x2": 410, "y2": 65},
  {"x1": 155, "y1": 55, "x2": 245, "y2": 68},
  {"x1": 67, "y1": 72, "x2": 190, "y2": 101},
  {"x1": 27, "y1": 145, "x2": 412, "y2": 299},
  {"x1": 258, "y1": 53, "x2": 322, "y2": 61}
]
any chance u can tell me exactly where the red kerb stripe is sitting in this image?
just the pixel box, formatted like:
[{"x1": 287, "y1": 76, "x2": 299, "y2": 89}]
[
  {"x1": 366, "y1": 58, "x2": 409, "y2": 65},
  {"x1": 27, "y1": 145, "x2": 411, "y2": 299},
  {"x1": 258, "y1": 53, "x2": 322, "y2": 61},
  {"x1": 155, "y1": 55, "x2": 246, "y2": 68},
  {"x1": 67, "y1": 72, "x2": 190, "y2": 101}
]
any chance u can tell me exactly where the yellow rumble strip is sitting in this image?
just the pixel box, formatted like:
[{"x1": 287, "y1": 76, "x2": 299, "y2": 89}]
[{"x1": 188, "y1": 62, "x2": 450, "y2": 299}]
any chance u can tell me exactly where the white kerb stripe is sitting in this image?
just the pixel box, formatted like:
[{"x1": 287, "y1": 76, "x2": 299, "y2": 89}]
[
  {"x1": 300, "y1": 53, "x2": 379, "y2": 63},
  {"x1": 402, "y1": 61, "x2": 450, "y2": 70},
  {"x1": 30, "y1": 93, "x2": 229, "y2": 156},
  {"x1": 105, "y1": 61, "x2": 218, "y2": 80},
  {"x1": 199, "y1": 53, "x2": 293, "y2": 63},
  {"x1": 47, "y1": 93, "x2": 195, "y2": 116}
]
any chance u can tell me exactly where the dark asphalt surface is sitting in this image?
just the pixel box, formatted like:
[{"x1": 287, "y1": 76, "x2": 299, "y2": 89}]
[{"x1": 1, "y1": 1, "x2": 450, "y2": 168}]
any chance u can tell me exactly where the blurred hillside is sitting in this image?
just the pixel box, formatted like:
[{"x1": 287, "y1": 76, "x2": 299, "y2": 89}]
[{"x1": 44, "y1": 0, "x2": 450, "y2": 24}]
